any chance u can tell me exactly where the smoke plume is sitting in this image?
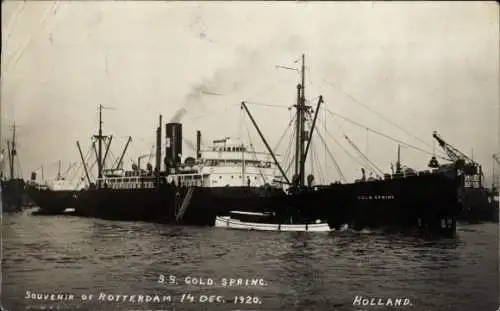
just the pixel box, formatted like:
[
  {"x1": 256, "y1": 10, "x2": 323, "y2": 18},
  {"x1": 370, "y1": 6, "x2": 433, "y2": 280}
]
[{"x1": 169, "y1": 34, "x2": 304, "y2": 124}]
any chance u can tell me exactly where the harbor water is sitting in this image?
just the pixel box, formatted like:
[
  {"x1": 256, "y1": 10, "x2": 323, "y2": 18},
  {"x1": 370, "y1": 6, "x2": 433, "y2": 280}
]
[{"x1": 1, "y1": 208, "x2": 498, "y2": 311}]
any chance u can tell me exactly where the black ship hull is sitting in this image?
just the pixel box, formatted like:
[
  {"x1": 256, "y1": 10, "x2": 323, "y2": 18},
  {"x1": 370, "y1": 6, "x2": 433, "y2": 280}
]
[
  {"x1": 67, "y1": 184, "x2": 287, "y2": 226},
  {"x1": 1, "y1": 179, "x2": 27, "y2": 213},
  {"x1": 26, "y1": 172, "x2": 463, "y2": 236},
  {"x1": 289, "y1": 172, "x2": 461, "y2": 236}
]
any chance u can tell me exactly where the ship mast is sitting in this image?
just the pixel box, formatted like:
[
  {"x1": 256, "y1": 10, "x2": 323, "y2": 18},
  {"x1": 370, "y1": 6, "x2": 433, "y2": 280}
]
[
  {"x1": 57, "y1": 160, "x2": 61, "y2": 180},
  {"x1": 299, "y1": 54, "x2": 306, "y2": 186},
  {"x1": 396, "y1": 144, "x2": 401, "y2": 174},
  {"x1": 294, "y1": 54, "x2": 312, "y2": 187},
  {"x1": 93, "y1": 105, "x2": 108, "y2": 188},
  {"x1": 242, "y1": 54, "x2": 321, "y2": 188},
  {"x1": 9, "y1": 123, "x2": 17, "y2": 180}
]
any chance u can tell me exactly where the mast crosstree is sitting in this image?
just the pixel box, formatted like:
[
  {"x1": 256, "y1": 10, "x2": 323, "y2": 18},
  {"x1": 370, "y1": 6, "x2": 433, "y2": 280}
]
[
  {"x1": 293, "y1": 54, "x2": 323, "y2": 187},
  {"x1": 93, "y1": 105, "x2": 113, "y2": 188},
  {"x1": 242, "y1": 53, "x2": 323, "y2": 188},
  {"x1": 3, "y1": 123, "x2": 19, "y2": 180}
]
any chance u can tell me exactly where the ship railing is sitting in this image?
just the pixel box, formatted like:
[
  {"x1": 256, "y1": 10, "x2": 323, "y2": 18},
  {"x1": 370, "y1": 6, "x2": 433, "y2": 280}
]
[{"x1": 382, "y1": 170, "x2": 433, "y2": 180}]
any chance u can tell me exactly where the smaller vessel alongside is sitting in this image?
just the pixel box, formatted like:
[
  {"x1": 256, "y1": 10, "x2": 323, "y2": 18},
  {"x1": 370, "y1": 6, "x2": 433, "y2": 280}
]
[{"x1": 215, "y1": 211, "x2": 332, "y2": 232}]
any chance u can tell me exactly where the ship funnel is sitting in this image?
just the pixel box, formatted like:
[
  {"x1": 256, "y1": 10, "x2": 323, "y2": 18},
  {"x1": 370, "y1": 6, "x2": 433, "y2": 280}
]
[
  {"x1": 196, "y1": 130, "x2": 201, "y2": 159},
  {"x1": 155, "y1": 115, "x2": 162, "y2": 174},
  {"x1": 165, "y1": 123, "x2": 183, "y2": 172}
]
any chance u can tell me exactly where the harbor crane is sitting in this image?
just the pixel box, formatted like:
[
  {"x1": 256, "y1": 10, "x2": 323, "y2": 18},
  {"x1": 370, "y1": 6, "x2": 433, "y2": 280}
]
[{"x1": 432, "y1": 131, "x2": 483, "y2": 188}]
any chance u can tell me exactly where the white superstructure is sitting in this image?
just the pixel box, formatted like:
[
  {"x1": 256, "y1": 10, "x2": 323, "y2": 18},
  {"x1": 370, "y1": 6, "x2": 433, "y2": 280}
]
[
  {"x1": 99, "y1": 137, "x2": 284, "y2": 189},
  {"x1": 197, "y1": 137, "x2": 282, "y2": 187}
]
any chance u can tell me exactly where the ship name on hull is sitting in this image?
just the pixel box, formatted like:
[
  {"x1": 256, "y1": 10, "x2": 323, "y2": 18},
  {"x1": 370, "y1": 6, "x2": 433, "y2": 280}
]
[{"x1": 357, "y1": 195, "x2": 395, "y2": 200}]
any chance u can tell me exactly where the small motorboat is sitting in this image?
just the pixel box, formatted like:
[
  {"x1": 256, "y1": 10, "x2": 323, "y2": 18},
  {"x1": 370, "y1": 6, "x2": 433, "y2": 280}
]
[{"x1": 215, "y1": 211, "x2": 332, "y2": 232}]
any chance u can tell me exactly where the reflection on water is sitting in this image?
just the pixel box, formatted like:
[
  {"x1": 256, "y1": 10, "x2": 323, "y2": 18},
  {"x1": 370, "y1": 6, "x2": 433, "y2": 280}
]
[{"x1": 2, "y1": 208, "x2": 498, "y2": 311}]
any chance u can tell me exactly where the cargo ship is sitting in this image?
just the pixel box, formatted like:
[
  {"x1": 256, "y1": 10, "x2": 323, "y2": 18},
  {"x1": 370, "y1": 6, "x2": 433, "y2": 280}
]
[{"x1": 27, "y1": 53, "x2": 463, "y2": 236}]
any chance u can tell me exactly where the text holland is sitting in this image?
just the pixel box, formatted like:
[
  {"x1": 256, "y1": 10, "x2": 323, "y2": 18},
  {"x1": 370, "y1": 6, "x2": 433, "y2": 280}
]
[{"x1": 353, "y1": 296, "x2": 412, "y2": 306}]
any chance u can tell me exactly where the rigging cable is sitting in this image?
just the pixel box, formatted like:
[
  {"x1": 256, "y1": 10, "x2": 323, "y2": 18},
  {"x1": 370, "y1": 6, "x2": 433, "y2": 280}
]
[
  {"x1": 320, "y1": 110, "x2": 372, "y2": 173},
  {"x1": 309, "y1": 139, "x2": 318, "y2": 184},
  {"x1": 86, "y1": 158, "x2": 97, "y2": 182},
  {"x1": 272, "y1": 114, "x2": 296, "y2": 155},
  {"x1": 279, "y1": 130, "x2": 291, "y2": 177},
  {"x1": 74, "y1": 143, "x2": 94, "y2": 189},
  {"x1": 62, "y1": 161, "x2": 76, "y2": 178},
  {"x1": 86, "y1": 140, "x2": 100, "y2": 181},
  {"x1": 321, "y1": 110, "x2": 385, "y2": 177},
  {"x1": 313, "y1": 127, "x2": 347, "y2": 182},
  {"x1": 76, "y1": 143, "x2": 92, "y2": 180},
  {"x1": 343, "y1": 135, "x2": 384, "y2": 177},
  {"x1": 68, "y1": 161, "x2": 83, "y2": 185},
  {"x1": 319, "y1": 77, "x2": 443, "y2": 155},
  {"x1": 313, "y1": 140, "x2": 327, "y2": 185},
  {"x1": 282, "y1": 122, "x2": 297, "y2": 179},
  {"x1": 15, "y1": 155, "x2": 23, "y2": 179},
  {"x1": 243, "y1": 101, "x2": 290, "y2": 109},
  {"x1": 314, "y1": 110, "x2": 370, "y2": 179},
  {"x1": 243, "y1": 117, "x2": 266, "y2": 183},
  {"x1": 309, "y1": 139, "x2": 323, "y2": 184},
  {"x1": 109, "y1": 149, "x2": 120, "y2": 170},
  {"x1": 69, "y1": 145, "x2": 90, "y2": 182},
  {"x1": 324, "y1": 108, "x2": 450, "y2": 161},
  {"x1": 300, "y1": 69, "x2": 349, "y2": 183}
]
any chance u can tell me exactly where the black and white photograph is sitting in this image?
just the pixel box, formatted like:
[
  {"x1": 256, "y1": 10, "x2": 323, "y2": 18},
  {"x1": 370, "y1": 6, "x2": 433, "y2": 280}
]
[{"x1": 1, "y1": 1, "x2": 499, "y2": 311}]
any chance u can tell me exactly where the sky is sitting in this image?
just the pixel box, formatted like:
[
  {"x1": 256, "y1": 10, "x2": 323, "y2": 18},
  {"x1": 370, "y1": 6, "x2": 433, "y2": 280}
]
[{"x1": 1, "y1": 1, "x2": 499, "y2": 185}]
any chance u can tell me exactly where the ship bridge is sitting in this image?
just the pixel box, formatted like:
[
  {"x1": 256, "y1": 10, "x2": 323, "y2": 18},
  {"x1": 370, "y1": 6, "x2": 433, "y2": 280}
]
[
  {"x1": 208, "y1": 137, "x2": 247, "y2": 152},
  {"x1": 198, "y1": 137, "x2": 283, "y2": 187}
]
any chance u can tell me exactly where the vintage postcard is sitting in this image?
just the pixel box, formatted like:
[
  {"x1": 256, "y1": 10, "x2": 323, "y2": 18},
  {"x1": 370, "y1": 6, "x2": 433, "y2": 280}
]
[{"x1": 1, "y1": 1, "x2": 499, "y2": 311}]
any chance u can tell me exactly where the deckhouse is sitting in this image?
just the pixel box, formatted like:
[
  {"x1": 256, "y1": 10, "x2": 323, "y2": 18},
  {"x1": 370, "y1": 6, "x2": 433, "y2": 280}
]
[{"x1": 98, "y1": 137, "x2": 283, "y2": 189}]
